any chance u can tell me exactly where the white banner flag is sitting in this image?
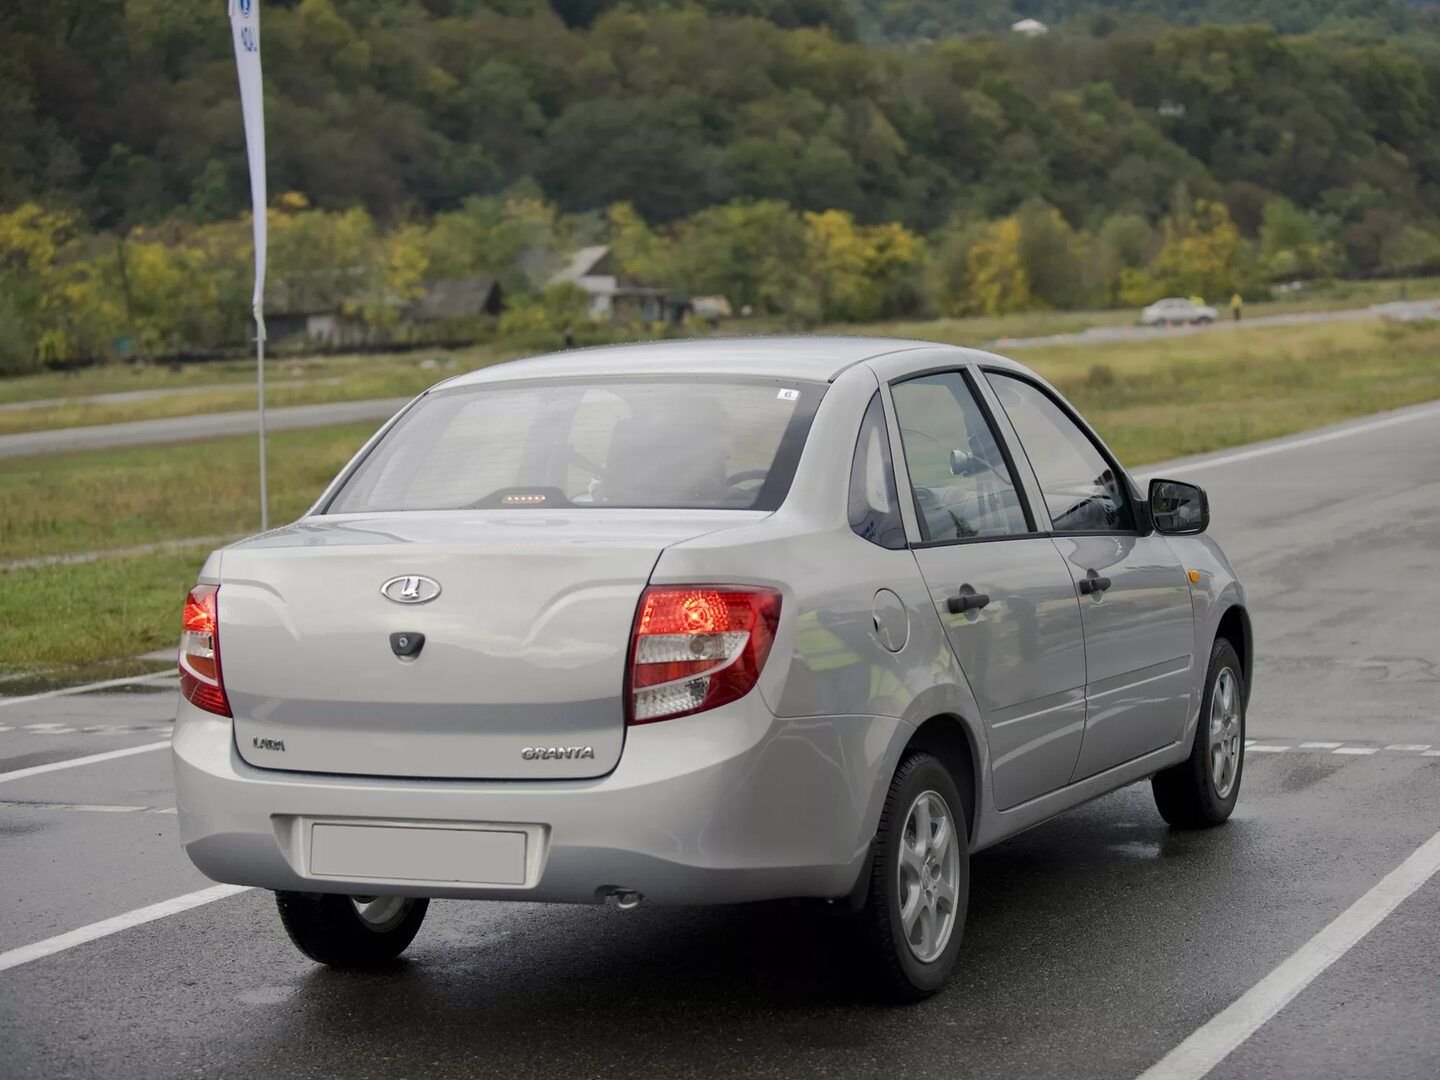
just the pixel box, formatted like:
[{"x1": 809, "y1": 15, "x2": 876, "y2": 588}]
[{"x1": 229, "y1": 0, "x2": 267, "y2": 341}]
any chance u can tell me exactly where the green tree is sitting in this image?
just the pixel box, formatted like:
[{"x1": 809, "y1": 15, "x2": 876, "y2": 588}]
[{"x1": 1258, "y1": 198, "x2": 1337, "y2": 281}]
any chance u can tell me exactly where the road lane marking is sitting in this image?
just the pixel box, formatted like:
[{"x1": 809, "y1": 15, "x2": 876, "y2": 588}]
[
  {"x1": 1140, "y1": 402, "x2": 1440, "y2": 480},
  {"x1": 0, "y1": 884, "x2": 251, "y2": 974},
  {"x1": 0, "y1": 799, "x2": 174, "y2": 814},
  {"x1": 0, "y1": 741, "x2": 170, "y2": 784},
  {"x1": 0, "y1": 671, "x2": 176, "y2": 710},
  {"x1": 0, "y1": 800, "x2": 150, "y2": 813},
  {"x1": 1243, "y1": 741, "x2": 1433, "y2": 757},
  {"x1": 1135, "y1": 828, "x2": 1440, "y2": 1080}
]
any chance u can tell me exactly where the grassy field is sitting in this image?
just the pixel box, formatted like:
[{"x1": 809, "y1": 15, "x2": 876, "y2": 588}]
[
  {"x1": 1, "y1": 276, "x2": 1436, "y2": 438},
  {"x1": 0, "y1": 346, "x2": 529, "y2": 435},
  {"x1": 0, "y1": 422, "x2": 375, "y2": 562},
  {"x1": 2, "y1": 314, "x2": 1438, "y2": 676},
  {"x1": 0, "y1": 547, "x2": 216, "y2": 674}
]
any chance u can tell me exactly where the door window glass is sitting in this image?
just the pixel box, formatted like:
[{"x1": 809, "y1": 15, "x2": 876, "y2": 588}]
[
  {"x1": 986, "y1": 372, "x2": 1134, "y2": 533},
  {"x1": 890, "y1": 372, "x2": 1030, "y2": 542},
  {"x1": 848, "y1": 394, "x2": 905, "y2": 549}
]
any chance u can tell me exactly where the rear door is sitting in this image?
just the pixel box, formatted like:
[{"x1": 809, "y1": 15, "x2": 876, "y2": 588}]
[
  {"x1": 982, "y1": 370, "x2": 1195, "y2": 778},
  {"x1": 888, "y1": 369, "x2": 1088, "y2": 810}
]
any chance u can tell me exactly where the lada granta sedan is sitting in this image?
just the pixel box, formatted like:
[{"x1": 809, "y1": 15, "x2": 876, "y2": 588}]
[{"x1": 173, "y1": 337, "x2": 1251, "y2": 1000}]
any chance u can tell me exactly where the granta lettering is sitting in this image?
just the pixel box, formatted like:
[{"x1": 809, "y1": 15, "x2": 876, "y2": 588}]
[{"x1": 521, "y1": 746, "x2": 596, "y2": 761}]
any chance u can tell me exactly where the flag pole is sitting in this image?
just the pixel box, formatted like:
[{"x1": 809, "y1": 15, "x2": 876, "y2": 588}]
[
  {"x1": 255, "y1": 307, "x2": 268, "y2": 531},
  {"x1": 230, "y1": 0, "x2": 269, "y2": 530}
]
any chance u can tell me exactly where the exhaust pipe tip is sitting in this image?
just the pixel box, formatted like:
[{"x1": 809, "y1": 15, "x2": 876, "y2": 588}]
[{"x1": 609, "y1": 889, "x2": 643, "y2": 911}]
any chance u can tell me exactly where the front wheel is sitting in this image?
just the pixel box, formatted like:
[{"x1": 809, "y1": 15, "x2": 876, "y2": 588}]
[
  {"x1": 275, "y1": 891, "x2": 429, "y2": 967},
  {"x1": 854, "y1": 751, "x2": 969, "y2": 1002},
  {"x1": 1152, "y1": 638, "x2": 1246, "y2": 828}
]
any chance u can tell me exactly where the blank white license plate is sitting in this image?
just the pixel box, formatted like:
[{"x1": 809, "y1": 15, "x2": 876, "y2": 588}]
[{"x1": 309, "y1": 823, "x2": 528, "y2": 885}]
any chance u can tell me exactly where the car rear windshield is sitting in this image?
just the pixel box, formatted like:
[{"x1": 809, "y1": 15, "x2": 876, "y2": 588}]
[{"x1": 323, "y1": 377, "x2": 824, "y2": 514}]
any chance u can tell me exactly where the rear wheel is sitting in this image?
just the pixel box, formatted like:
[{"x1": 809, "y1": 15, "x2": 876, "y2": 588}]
[
  {"x1": 1152, "y1": 638, "x2": 1245, "y2": 828},
  {"x1": 275, "y1": 891, "x2": 428, "y2": 967},
  {"x1": 855, "y1": 751, "x2": 969, "y2": 1002}
]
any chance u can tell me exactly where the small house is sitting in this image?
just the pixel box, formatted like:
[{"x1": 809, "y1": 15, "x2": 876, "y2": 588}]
[{"x1": 550, "y1": 246, "x2": 689, "y2": 325}]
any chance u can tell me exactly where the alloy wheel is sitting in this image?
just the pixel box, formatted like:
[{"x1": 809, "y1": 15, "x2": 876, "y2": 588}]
[
  {"x1": 1208, "y1": 667, "x2": 1242, "y2": 799},
  {"x1": 897, "y1": 789, "x2": 960, "y2": 963}
]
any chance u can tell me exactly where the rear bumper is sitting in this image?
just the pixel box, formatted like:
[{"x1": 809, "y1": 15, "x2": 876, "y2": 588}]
[{"x1": 173, "y1": 698, "x2": 909, "y2": 905}]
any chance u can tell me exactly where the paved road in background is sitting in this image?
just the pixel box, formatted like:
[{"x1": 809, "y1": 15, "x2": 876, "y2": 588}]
[
  {"x1": 0, "y1": 396, "x2": 411, "y2": 459},
  {"x1": 4, "y1": 299, "x2": 1439, "y2": 460},
  {"x1": 991, "y1": 296, "x2": 1440, "y2": 349},
  {"x1": 1, "y1": 401, "x2": 1438, "y2": 1079}
]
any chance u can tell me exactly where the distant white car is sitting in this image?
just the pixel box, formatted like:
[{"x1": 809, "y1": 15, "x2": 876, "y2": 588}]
[{"x1": 1140, "y1": 298, "x2": 1218, "y2": 326}]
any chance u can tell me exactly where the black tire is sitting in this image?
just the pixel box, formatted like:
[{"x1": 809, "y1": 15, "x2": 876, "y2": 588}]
[
  {"x1": 275, "y1": 892, "x2": 428, "y2": 967},
  {"x1": 1152, "y1": 638, "x2": 1246, "y2": 829},
  {"x1": 855, "y1": 751, "x2": 970, "y2": 1002}
]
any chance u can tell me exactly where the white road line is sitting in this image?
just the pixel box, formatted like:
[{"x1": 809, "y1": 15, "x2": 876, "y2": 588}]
[
  {"x1": 0, "y1": 671, "x2": 176, "y2": 710},
  {"x1": 1424, "y1": 750, "x2": 1440, "y2": 758},
  {"x1": 1333, "y1": 747, "x2": 1379, "y2": 756},
  {"x1": 1386, "y1": 744, "x2": 1432, "y2": 752},
  {"x1": 0, "y1": 799, "x2": 174, "y2": 814},
  {"x1": 1247, "y1": 745, "x2": 1288, "y2": 753},
  {"x1": 1135, "y1": 828, "x2": 1440, "y2": 1080},
  {"x1": 0, "y1": 800, "x2": 149, "y2": 813},
  {"x1": 0, "y1": 884, "x2": 251, "y2": 974},
  {"x1": 0, "y1": 741, "x2": 170, "y2": 784},
  {"x1": 1140, "y1": 402, "x2": 1440, "y2": 480},
  {"x1": 1298, "y1": 741, "x2": 1342, "y2": 749}
]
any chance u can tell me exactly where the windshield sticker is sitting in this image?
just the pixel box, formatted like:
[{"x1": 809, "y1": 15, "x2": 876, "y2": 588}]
[{"x1": 777, "y1": 388, "x2": 800, "y2": 401}]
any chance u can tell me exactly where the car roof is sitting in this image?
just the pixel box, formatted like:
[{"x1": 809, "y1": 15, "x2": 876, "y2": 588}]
[{"x1": 437, "y1": 335, "x2": 1000, "y2": 388}]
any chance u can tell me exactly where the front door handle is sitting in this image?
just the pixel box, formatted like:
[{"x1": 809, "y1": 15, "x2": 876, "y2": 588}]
[
  {"x1": 1078, "y1": 571, "x2": 1112, "y2": 596},
  {"x1": 947, "y1": 587, "x2": 991, "y2": 614}
]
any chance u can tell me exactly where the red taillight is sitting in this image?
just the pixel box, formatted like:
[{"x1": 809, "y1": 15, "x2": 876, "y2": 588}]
[
  {"x1": 626, "y1": 586, "x2": 781, "y2": 724},
  {"x1": 179, "y1": 584, "x2": 231, "y2": 717}
]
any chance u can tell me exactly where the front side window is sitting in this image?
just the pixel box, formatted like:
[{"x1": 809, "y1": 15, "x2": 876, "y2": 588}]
[
  {"x1": 986, "y1": 372, "x2": 1134, "y2": 533},
  {"x1": 890, "y1": 371, "x2": 1030, "y2": 542},
  {"x1": 848, "y1": 394, "x2": 905, "y2": 549},
  {"x1": 326, "y1": 378, "x2": 821, "y2": 513}
]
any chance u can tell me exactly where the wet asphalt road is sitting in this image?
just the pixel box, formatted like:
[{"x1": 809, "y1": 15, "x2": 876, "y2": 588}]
[{"x1": 1, "y1": 401, "x2": 1438, "y2": 1080}]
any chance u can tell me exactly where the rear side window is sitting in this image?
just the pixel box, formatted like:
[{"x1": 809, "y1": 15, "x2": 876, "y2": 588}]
[
  {"x1": 848, "y1": 394, "x2": 905, "y2": 549},
  {"x1": 325, "y1": 378, "x2": 822, "y2": 514},
  {"x1": 890, "y1": 371, "x2": 1031, "y2": 542},
  {"x1": 986, "y1": 372, "x2": 1134, "y2": 533}
]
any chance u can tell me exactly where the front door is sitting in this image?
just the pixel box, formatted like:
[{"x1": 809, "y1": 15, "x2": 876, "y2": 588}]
[
  {"x1": 984, "y1": 371, "x2": 1195, "y2": 778},
  {"x1": 890, "y1": 370, "x2": 1089, "y2": 810}
]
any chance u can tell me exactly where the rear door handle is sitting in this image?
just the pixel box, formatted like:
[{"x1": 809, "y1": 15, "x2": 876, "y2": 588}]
[
  {"x1": 1078, "y1": 572, "x2": 1112, "y2": 596},
  {"x1": 947, "y1": 588, "x2": 991, "y2": 614}
]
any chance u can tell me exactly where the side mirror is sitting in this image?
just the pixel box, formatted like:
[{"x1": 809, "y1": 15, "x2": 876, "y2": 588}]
[{"x1": 1149, "y1": 478, "x2": 1209, "y2": 535}]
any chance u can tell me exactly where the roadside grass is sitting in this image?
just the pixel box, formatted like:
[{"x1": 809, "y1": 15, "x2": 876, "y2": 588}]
[
  {"x1": 0, "y1": 423, "x2": 374, "y2": 562},
  {"x1": 1038, "y1": 318, "x2": 1440, "y2": 462},
  {"x1": 0, "y1": 345, "x2": 527, "y2": 435},
  {"x1": 0, "y1": 547, "x2": 213, "y2": 675},
  {"x1": 1, "y1": 315, "x2": 1437, "y2": 674}
]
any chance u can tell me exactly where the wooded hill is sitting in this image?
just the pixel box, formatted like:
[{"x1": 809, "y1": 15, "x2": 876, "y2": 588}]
[
  {"x1": 5, "y1": 1, "x2": 1439, "y2": 233},
  {"x1": 3, "y1": 1, "x2": 1440, "y2": 371}
]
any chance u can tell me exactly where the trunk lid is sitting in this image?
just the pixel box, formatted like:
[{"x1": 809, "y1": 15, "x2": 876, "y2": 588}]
[{"x1": 218, "y1": 510, "x2": 759, "y2": 779}]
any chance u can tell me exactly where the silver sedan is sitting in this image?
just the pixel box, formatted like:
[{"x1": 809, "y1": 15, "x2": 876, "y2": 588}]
[{"x1": 172, "y1": 337, "x2": 1251, "y2": 1000}]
